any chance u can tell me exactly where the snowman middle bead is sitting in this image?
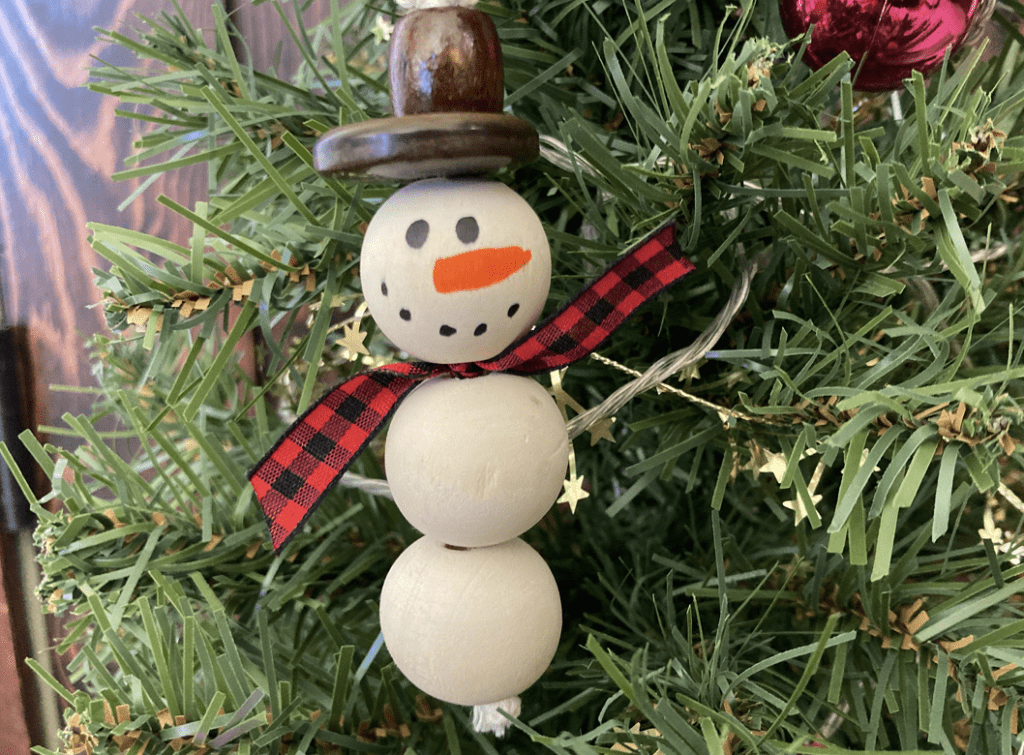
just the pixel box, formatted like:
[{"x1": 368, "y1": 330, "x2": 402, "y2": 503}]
[{"x1": 361, "y1": 177, "x2": 569, "y2": 547}]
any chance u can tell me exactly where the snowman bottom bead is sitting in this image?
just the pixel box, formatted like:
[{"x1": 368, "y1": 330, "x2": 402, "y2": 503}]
[
  {"x1": 379, "y1": 536, "x2": 561, "y2": 707},
  {"x1": 385, "y1": 373, "x2": 569, "y2": 548}
]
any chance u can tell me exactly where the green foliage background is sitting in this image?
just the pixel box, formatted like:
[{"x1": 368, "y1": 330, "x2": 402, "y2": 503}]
[{"x1": 4, "y1": 0, "x2": 1024, "y2": 752}]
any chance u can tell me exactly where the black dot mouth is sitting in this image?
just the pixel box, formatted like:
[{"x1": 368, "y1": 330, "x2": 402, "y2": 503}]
[{"x1": 400, "y1": 303, "x2": 519, "y2": 337}]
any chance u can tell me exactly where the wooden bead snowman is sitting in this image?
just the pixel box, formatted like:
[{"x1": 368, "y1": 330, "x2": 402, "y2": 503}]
[
  {"x1": 253, "y1": 0, "x2": 692, "y2": 733},
  {"x1": 367, "y1": 178, "x2": 566, "y2": 727},
  {"x1": 313, "y1": 0, "x2": 564, "y2": 733}
]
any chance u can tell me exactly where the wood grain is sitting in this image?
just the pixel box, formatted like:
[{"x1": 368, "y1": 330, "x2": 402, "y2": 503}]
[
  {"x1": 0, "y1": 0, "x2": 214, "y2": 433},
  {"x1": 0, "y1": 1, "x2": 216, "y2": 748},
  {"x1": 0, "y1": 0, "x2": 341, "y2": 747},
  {"x1": 231, "y1": 0, "x2": 335, "y2": 82}
]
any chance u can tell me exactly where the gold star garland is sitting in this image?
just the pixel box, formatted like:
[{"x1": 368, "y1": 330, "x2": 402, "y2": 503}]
[
  {"x1": 587, "y1": 351, "x2": 769, "y2": 424},
  {"x1": 548, "y1": 369, "x2": 616, "y2": 513}
]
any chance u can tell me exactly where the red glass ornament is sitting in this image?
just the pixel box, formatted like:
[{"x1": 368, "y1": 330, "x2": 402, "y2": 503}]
[{"x1": 779, "y1": 0, "x2": 989, "y2": 91}]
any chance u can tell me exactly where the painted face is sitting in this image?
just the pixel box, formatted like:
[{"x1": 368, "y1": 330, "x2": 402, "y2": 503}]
[{"x1": 360, "y1": 178, "x2": 551, "y2": 364}]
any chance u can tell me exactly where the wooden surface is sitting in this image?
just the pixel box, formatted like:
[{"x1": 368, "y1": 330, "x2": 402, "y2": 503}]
[
  {"x1": 0, "y1": 0, "x2": 210, "y2": 432},
  {"x1": 0, "y1": 0, "x2": 339, "y2": 748},
  {"x1": 0, "y1": 1, "x2": 216, "y2": 750},
  {"x1": 233, "y1": 0, "x2": 335, "y2": 77}
]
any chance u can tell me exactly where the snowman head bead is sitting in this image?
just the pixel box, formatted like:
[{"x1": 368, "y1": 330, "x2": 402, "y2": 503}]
[{"x1": 361, "y1": 178, "x2": 550, "y2": 364}]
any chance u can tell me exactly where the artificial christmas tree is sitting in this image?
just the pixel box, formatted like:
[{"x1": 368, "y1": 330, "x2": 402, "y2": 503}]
[{"x1": 4, "y1": 0, "x2": 1024, "y2": 752}]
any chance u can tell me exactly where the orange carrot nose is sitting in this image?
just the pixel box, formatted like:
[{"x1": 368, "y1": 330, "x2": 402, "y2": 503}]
[{"x1": 433, "y1": 246, "x2": 532, "y2": 293}]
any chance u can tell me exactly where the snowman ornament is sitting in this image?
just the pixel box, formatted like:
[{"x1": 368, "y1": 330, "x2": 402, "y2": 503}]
[
  {"x1": 249, "y1": 0, "x2": 694, "y2": 736},
  {"x1": 317, "y1": 0, "x2": 563, "y2": 731},
  {"x1": 364, "y1": 177, "x2": 567, "y2": 730}
]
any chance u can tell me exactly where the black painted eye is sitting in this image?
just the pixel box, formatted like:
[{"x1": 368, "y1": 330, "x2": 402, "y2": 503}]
[
  {"x1": 456, "y1": 216, "x2": 479, "y2": 244},
  {"x1": 507, "y1": 303, "x2": 520, "y2": 318},
  {"x1": 474, "y1": 323, "x2": 488, "y2": 336},
  {"x1": 406, "y1": 219, "x2": 429, "y2": 248},
  {"x1": 439, "y1": 325, "x2": 457, "y2": 336},
  {"x1": 400, "y1": 308, "x2": 411, "y2": 321},
  {"x1": 381, "y1": 281, "x2": 388, "y2": 296}
]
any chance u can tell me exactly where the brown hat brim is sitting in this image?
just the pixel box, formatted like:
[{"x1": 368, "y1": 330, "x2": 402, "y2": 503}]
[{"x1": 312, "y1": 113, "x2": 539, "y2": 181}]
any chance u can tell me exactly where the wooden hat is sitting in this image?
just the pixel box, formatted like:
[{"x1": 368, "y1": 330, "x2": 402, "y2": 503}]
[{"x1": 314, "y1": 1, "x2": 538, "y2": 180}]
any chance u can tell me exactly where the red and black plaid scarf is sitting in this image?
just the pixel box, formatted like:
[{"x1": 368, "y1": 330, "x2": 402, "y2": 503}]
[{"x1": 250, "y1": 222, "x2": 694, "y2": 551}]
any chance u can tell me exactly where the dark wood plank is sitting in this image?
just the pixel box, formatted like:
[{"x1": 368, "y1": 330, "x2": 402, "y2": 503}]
[
  {"x1": 0, "y1": 1, "x2": 217, "y2": 749},
  {"x1": 0, "y1": 0, "x2": 342, "y2": 748},
  {"x1": 0, "y1": 0, "x2": 214, "y2": 434},
  {"x1": 231, "y1": 0, "x2": 335, "y2": 80}
]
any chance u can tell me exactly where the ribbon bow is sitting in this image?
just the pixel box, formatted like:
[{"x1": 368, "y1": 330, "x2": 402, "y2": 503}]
[{"x1": 250, "y1": 222, "x2": 694, "y2": 551}]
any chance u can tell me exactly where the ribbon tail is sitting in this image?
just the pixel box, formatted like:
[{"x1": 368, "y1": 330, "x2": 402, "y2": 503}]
[
  {"x1": 249, "y1": 365, "x2": 431, "y2": 552},
  {"x1": 479, "y1": 221, "x2": 694, "y2": 374}
]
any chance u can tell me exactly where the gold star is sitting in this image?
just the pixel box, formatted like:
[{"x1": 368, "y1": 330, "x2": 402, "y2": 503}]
[
  {"x1": 678, "y1": 362, "x2": 701, "y2": 382},
  {"x1": 371, "y1": 14, "x2": 394, "y2": 43},
  {"x1": 756, "y1": 450, "x2": 788, "y2": 483},
  {"x1": 558, "y1": 474, "x2": 589, "y2": 514},
  {"x1": 547, "y1": 369, "x2": 584, "y2": 415},
  {"x1": 979, "y1": 504, "x2": 1004, "y2": 544},
  {"x1": 338, "y1": 322, "x2": 369, "y2": 360},
  {"x1": 587, "y1": 417, "x2": 615, "y2": 446},
  {"x1": 611, "y1": 722, "x2": 664, "y2": 754},
  {"x1": 549, "y1": 387, "x2": 576, "y2": 414},
  {"x1": 783, "y1": 493, "x2": 822, "y2": 525},
  {"x1": 859, "y1": 448, "x2": 880, "y2": 474}
]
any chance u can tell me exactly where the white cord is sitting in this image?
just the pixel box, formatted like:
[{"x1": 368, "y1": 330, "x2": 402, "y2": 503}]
[
  {"x1": 567, "y1": 256, "x2": 757, "y2": 440},
  {"x1": 471, "y1": 696, "x2": 520, "y2": 736}
]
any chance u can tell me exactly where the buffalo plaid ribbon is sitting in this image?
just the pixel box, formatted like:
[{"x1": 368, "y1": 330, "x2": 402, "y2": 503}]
[{"x1": 250, "y1": 221, "x2": 694, "y2": 551}]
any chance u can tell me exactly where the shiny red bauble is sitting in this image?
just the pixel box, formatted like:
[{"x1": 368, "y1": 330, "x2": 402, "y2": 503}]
[{"x1": 779, "y1": 0, "x2": 990, "y2": 91}]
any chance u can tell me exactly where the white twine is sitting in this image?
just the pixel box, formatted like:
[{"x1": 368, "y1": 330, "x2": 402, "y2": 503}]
[
  {"x1": 471, "y1": 696, "x2": 520, "y2": 736},
  {"x1": 338, "y1": 472, "x2": 393, "y2": 498},
  {"x1": 566, "y1": 256, "x2": 757, "y2": 440}
]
